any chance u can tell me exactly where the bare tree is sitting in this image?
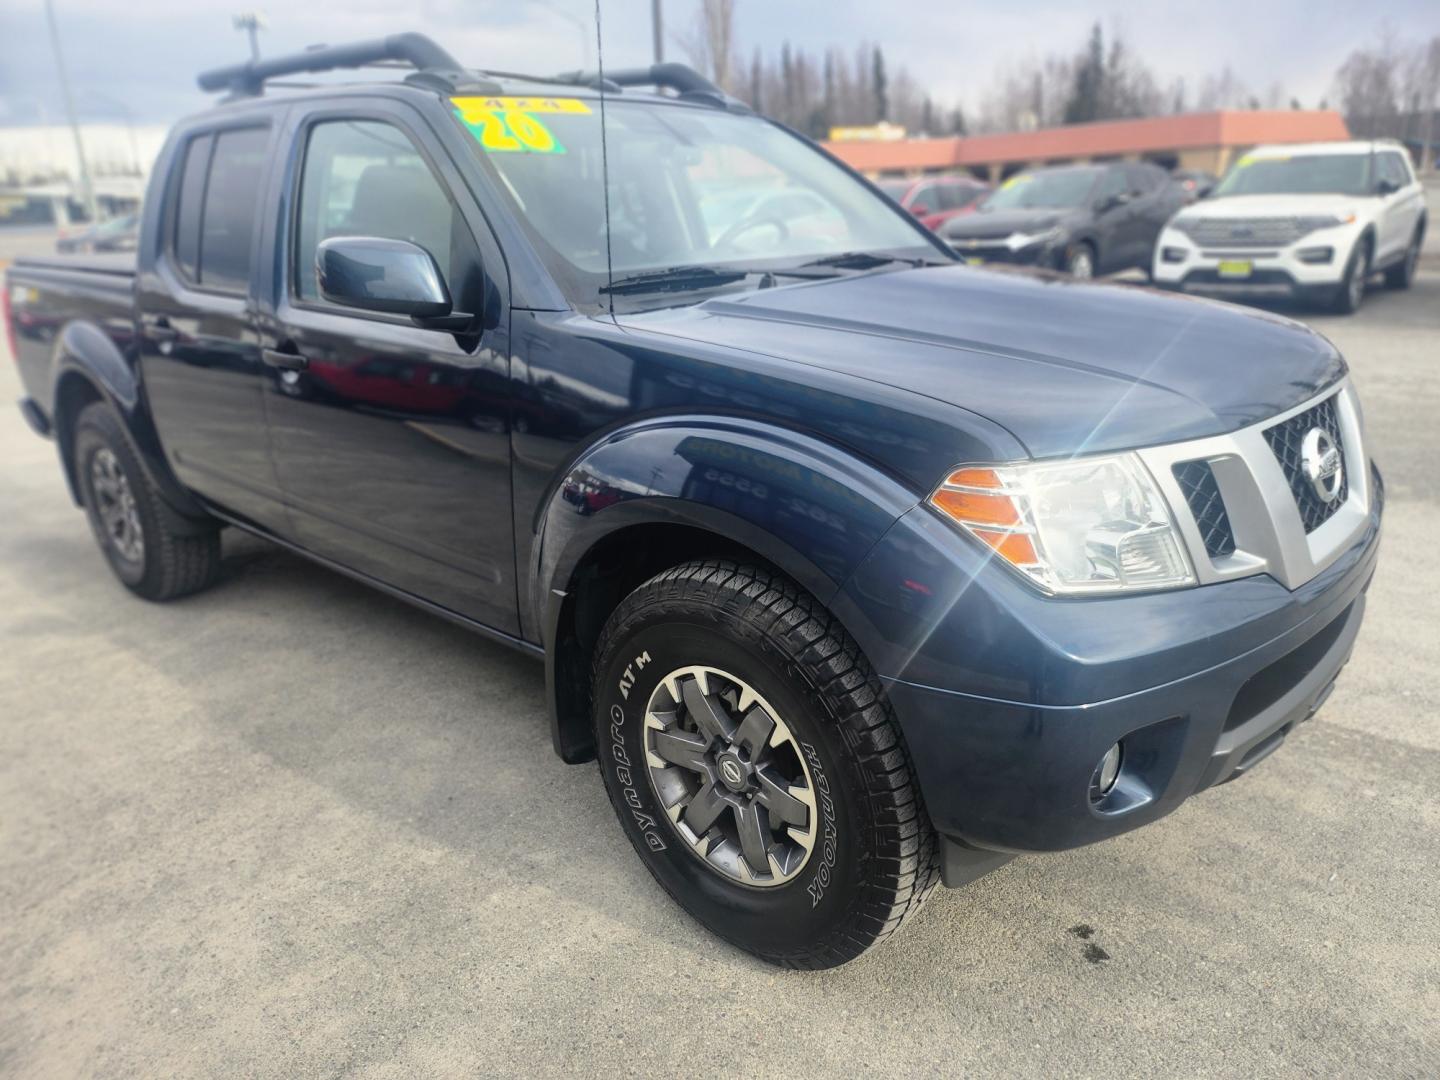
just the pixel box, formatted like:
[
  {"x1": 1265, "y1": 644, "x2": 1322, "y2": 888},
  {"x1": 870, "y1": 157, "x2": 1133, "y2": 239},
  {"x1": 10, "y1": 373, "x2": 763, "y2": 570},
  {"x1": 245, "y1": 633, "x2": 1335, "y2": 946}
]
[{"x1": 676, "y1": 0, "x2": 738, "y2": 93}]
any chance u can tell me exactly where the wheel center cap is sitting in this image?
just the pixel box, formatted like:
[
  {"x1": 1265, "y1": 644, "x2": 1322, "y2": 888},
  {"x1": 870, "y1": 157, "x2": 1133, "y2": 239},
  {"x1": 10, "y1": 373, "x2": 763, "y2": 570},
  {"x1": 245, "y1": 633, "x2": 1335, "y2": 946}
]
[{"x1": 716, "y1": 752, "x2": 749, "y2": 792}]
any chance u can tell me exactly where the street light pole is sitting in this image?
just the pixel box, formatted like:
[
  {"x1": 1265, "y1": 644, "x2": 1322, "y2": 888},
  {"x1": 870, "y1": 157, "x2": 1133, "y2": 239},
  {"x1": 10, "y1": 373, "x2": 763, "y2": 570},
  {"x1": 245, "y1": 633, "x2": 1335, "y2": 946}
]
[
  {"x1": 42, "y1": 0, "x2": 100, "y2": 224},
  {"x1": 652, "y1": 0, "x2": 663, "y2": 65}
]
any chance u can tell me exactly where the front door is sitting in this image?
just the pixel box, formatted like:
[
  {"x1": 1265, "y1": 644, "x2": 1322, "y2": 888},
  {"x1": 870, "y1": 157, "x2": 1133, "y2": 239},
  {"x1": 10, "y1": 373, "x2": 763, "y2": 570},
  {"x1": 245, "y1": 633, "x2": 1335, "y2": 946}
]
[{"x1": 258, "y1": 103, "x2": 518, "y2": 635}]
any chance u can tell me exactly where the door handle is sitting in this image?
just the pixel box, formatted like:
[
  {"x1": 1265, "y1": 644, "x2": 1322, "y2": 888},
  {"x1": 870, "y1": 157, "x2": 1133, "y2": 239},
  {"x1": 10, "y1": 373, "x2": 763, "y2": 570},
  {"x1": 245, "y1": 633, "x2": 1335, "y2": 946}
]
[
  {"x1": 145, "y1": 319, "x2": 178, "y2": 344},
  {"x1": 262, "y1": 348, "x2": 308, "y2": 371}
]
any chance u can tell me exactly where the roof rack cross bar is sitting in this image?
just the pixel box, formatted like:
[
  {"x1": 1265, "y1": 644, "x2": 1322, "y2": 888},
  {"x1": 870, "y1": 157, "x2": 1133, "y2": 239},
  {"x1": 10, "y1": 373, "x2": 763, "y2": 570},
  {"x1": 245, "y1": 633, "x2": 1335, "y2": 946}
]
[{"x1": 197, "y1": 32, "x2": 469, "y2": 98}]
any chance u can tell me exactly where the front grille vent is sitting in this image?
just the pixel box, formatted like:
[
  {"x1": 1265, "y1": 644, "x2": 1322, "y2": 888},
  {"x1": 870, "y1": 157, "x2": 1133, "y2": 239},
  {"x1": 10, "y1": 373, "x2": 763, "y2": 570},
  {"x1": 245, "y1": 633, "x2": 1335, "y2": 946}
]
[
  {"x1": 1172, "y1": 460, "x2": 1236, "y2": 558},
  {"x1": 1172, "y1": 216, "x2": 1311, "y2": 247},
  {"x1": 1263, "y1": 395, "x2": 1349, "y2": 533}
]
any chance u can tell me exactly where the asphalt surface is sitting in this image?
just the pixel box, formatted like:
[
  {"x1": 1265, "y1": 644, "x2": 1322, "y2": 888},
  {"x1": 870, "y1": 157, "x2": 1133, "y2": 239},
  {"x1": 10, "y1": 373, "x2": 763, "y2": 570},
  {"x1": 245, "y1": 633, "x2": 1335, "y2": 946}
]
[{"x1": 2, "y1": 246, "x2": 1438, "y2": 1078}]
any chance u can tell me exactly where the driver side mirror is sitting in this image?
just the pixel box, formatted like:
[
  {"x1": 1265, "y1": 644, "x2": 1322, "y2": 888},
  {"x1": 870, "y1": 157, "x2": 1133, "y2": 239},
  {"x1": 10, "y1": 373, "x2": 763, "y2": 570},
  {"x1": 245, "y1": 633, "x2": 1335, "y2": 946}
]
[
  {"x1": 1375, "y1": 178, "x2": 1399, "y2": 196},
  {"x1": 910, "y1": 204, "x2": 931, "y2": 217},
  {"x1": 316, "y1": 236, "x2": 475, "y2": 331},
  {"x1": 1097, "y1": 191, "x2": 1132, "y2": 213}
]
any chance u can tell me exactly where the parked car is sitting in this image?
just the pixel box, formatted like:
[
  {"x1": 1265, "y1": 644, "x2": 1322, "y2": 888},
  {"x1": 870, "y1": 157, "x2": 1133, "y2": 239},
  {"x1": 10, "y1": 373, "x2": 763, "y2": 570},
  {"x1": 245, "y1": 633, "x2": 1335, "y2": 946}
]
[
  {"x1": 1153, "y1": 140, "x2": 1427, "y2": 314},
  {"x1": 942, "y1": 161, "x2": 1187, "y2": 277},
  {"x1": 55, "y1": 213, "x2": 140, "y2": 254},
  {"x1": 5, "y1": 34, "x2": 1382, "y2": 969},
  {"x1": 877, "y1": 175, "x2": 989, "y2": 231},
  {"x1": 1172, "y1": 168, "x2": 1217, "y2": 200}
]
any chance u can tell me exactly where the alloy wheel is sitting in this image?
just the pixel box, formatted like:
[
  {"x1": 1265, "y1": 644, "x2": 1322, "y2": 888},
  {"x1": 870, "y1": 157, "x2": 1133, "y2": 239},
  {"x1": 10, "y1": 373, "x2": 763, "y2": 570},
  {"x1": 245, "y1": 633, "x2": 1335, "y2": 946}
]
[
  {"x1": 1349, "y1": 249, "x2": 1368, "y2": 309},
  {"x1": 1068, "y1": 248, "x2": 1094, "y2": 279},
  {"x1": 90, "y1": 448, "x2": 144, "y2": 563},
  {"x1": 643, "y1": 665, "x2": 818, "y2": 887}
]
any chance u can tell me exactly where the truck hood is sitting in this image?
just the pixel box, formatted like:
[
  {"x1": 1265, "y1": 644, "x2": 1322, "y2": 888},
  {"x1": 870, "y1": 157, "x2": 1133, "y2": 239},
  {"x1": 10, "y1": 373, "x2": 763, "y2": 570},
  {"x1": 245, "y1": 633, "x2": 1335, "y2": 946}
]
[
  {"x1": 618, "y1": 264, "x2": 1345, "y2": 459},
  {"x1": 1177, "y1": 193, "x2": 1369, "y2": 219},
  {"x1": 942, "y1": 207, "x2": 1077, "y2": 239}
]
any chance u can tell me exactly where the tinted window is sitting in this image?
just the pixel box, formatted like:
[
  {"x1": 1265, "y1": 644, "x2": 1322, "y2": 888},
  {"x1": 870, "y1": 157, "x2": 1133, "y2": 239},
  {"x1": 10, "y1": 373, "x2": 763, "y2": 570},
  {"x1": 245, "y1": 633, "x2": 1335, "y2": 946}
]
[
  {"x1": 196, "y1": 128, "x2": 268, "y2": 292},
  {"x1": 1125, "y1": 163, "x2": 1163, "y2": 193},
  {"x1": 295, "y1": 119, "x2": 475, "y2": 307},
  {"x1": 981, "y1": 168, "x2": 1102, "y2": 210},
  {"x1": 171, "y1": 134, "x2": 212, "y2": 283}
]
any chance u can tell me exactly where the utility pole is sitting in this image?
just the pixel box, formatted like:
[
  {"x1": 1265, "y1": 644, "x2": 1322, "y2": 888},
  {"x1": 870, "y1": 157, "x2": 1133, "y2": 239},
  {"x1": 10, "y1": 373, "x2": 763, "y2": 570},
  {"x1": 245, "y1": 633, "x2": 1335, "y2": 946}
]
[
  {"x1": 43, "y1": 0, "x2": 100, "y2": 224},
  {"x1": 651, "y1": 0, "x2": 663, "y2": 65},
  {"x1": 233, "y1": 12, "x2": 266, "y2": 62}
]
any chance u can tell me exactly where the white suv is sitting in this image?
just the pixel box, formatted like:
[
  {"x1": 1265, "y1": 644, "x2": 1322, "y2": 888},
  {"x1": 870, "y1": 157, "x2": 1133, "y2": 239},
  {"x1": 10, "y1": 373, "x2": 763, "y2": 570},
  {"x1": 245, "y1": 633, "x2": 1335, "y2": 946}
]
[{"x1": 1153, "y1": 140, "x2": 1427, "y2": 314}]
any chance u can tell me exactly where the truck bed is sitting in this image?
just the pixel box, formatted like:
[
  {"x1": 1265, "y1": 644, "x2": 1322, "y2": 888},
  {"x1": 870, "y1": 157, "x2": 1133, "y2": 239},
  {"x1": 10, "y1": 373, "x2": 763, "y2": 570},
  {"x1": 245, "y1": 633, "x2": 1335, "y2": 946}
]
[{"x1": 7, "y1": 253, "x2": 138, "y2": 430}]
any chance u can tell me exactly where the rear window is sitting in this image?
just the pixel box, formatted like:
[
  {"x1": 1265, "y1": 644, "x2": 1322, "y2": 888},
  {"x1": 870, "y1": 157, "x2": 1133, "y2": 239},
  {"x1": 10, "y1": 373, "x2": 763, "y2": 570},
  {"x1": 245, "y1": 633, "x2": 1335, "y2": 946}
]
[{"x1": 169, "y1": 126, "x2": 269, "y2": 292}]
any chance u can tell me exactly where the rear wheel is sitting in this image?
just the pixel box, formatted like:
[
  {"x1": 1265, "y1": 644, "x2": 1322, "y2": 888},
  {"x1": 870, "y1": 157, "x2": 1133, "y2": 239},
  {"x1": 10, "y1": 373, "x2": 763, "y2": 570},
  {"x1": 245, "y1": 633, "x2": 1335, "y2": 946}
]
[
  {"x1": 592, "y1": 560, "x2": 940, "y2": 969},
  {"x1": 74, "y1": 401, "x2": 221, "y2": 601},
  {"x1": 1384, "y1": 224, "x2": 1423, "y2": 289}
]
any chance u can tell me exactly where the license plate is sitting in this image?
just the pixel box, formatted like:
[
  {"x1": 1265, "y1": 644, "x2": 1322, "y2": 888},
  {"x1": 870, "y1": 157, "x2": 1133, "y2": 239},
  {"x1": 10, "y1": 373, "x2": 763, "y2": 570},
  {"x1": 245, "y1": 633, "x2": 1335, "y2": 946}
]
[
  {"x1": 1217, "y1": 260, "x2": 1253, "y2": 279},
  {"x1": 965, "y1": 256, "x2": 985, "y2": 266}
]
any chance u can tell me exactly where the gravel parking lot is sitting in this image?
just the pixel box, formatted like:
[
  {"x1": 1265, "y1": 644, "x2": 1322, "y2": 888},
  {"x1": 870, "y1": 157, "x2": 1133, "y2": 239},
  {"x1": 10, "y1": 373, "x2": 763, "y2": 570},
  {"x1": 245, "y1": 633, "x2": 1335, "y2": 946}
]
[{"x1": 2, "y1": 237, "x2": 1438, "y2": 1076}]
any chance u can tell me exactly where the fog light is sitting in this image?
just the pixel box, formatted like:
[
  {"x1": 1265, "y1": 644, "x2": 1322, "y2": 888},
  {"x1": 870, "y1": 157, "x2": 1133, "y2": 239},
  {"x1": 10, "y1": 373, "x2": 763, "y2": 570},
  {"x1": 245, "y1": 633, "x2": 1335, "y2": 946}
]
[
  {"x1": 1092, "y1": 742, "x2": 1123, "y2": 800},
  {"x1": 1297, "y1": 246, "x2": 1334, "y2": 264},
  {"x1": 1161, "y1": 247, "x2": 1187, "y2": 263}
]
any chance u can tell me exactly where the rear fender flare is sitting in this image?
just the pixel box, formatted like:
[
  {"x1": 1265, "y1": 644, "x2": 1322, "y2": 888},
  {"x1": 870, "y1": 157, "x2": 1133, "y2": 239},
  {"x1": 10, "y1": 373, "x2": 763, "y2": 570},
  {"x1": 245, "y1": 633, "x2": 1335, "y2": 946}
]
[{"x1": 50, "y1": 322, "x2": 207, "y2": 521}]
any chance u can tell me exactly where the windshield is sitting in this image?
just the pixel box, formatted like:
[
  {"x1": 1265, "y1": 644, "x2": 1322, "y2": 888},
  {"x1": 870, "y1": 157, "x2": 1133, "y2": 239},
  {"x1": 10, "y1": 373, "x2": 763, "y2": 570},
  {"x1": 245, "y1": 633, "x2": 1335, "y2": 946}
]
[
  {"x1": 1213, "y1": 154, "x2": 1373, "y2": 197},
  {"x1": 980, "y1": 169, "x2": 1099, "y2": 211},
  {"x1": 450, "y1": 96, "x2": 936, "y2": 304}
]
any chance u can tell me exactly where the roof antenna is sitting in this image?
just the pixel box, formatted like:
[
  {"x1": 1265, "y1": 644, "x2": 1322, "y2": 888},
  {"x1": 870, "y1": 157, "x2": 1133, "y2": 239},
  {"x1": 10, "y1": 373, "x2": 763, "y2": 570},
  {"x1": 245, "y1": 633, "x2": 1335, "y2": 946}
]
[{"x1": 594, "y1": 0, "x2": 615, "y2": 319}]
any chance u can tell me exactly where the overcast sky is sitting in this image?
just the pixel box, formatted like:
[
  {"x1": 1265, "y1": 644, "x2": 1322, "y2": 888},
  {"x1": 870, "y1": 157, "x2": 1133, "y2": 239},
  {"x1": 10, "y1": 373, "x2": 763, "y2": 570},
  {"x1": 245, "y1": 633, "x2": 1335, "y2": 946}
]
[{"x1": 1, "y1": 0, "x2": 1436, "y2": 128}]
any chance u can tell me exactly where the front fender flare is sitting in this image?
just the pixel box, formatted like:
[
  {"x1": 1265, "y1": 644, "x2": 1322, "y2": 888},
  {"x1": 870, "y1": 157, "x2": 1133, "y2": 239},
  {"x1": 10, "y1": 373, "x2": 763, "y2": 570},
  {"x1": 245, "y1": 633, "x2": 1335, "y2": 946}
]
[{"x1": 533, "y1": 416, "x2": 921, "y2": 758}]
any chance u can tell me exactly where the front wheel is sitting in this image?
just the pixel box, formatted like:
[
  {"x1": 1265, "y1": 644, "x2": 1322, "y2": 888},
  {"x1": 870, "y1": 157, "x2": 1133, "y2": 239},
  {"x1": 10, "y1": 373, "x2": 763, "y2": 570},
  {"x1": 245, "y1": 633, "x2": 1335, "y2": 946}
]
[
  {"x1": 1064, "y1": 243, "x2": 1095, "y2": 279},
  {"x1": 592, "y1": 560, "x2": 939, "y2": 969},
  {"x1": 1330, "y1": 240, "x2": 1370, "y2": 314},
  {"x1": 1384, "y1": 225, "x2": 1423, "y2": 290}
]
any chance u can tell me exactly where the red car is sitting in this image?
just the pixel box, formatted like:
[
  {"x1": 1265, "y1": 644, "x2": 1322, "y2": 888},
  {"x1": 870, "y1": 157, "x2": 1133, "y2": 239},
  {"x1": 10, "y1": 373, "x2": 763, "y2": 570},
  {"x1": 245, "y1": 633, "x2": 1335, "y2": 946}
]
[{"x1": 878, "y1": 175, "x2": 990, "y2": 231}]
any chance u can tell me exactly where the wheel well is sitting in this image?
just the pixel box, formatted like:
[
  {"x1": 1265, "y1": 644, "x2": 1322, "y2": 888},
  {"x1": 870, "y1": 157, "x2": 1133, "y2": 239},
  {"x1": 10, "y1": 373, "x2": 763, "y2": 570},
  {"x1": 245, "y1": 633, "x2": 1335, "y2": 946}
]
[
  {"x1": 550, "y1": 522, "x2": 784, "y2": 763},
  {"x1": 53, "y1": 372, "x2": 103, "y2": 504}
]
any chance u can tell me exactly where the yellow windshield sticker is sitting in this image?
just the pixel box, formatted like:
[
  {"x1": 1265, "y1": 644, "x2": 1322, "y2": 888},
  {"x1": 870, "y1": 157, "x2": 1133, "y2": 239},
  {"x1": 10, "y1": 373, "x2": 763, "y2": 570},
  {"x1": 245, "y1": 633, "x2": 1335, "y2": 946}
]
[
  {"x1": 451, "y1": 96, "x2": 585, "y2": 154},
  {"x1": 452, "y1": 96, "x2": 591, "y2": 116},
  {"x1": 1001, "y1": 174, "x2": 1031, "y2": 190},
  {"x1": 1237, "y1": 154, "x2": 1288, "y2": 168}
]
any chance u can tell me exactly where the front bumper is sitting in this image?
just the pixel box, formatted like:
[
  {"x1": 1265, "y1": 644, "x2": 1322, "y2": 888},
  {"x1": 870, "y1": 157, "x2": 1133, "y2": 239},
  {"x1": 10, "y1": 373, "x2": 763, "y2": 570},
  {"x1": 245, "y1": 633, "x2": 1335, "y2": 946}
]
[
  {"x1": 833, "y1": 466, "x2": 1383, "y2": 860},
  {"x1": 1152, "y1": 223, "x2": 1358, "y2": 300}
]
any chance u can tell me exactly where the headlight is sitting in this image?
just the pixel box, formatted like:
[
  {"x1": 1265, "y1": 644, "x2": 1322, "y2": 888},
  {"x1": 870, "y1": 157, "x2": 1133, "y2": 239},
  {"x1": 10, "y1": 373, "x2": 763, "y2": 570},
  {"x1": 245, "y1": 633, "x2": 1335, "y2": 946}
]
[
  {"x1": 1005, "y1": 227, "x2": 1062, "y2": 251},
  {"x1": 929, "y1": 455, "x2": 1196, "y2": 595},
  {"x1": 1295, "y1": 213, "x2": 1354, "y2": 234}
]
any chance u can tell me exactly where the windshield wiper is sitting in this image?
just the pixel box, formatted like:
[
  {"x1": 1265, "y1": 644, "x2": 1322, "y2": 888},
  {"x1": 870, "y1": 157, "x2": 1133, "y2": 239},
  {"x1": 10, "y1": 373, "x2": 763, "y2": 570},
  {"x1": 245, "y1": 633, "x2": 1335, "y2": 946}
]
[
  {"x1": 599, "y1": 265, "x2": 749, "y2": 296},
  {"x1": 798, "y1": 251, "x2": 937, "y2": 271},
  {"x1": 599, "y1": 264, "x2": 841, "y2": 296}
]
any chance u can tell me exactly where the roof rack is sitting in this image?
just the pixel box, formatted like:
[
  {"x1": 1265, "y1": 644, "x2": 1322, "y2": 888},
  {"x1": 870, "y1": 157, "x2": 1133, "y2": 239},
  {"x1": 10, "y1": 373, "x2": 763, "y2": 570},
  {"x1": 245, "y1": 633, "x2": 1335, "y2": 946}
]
[
  {"x1": 197, "y1": 32, "x2": 498, "y2": 99},
  {"x1": 548, "y1": 63, "x2": 748, "y2": 111}
]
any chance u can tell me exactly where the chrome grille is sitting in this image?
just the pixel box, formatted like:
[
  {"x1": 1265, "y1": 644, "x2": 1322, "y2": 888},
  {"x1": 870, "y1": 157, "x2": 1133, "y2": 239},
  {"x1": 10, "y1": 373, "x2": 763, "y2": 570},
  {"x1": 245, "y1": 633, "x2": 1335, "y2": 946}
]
[
  {"x1": 1172, "y1": 460, "x2": 1236, "y2": 558},
  {"x1": 1263, "y1": 395, "x2": 1349, "y2": 533},
  {"x1": 1172, "y1": 216, "x2": 1310, "y2": 248}
]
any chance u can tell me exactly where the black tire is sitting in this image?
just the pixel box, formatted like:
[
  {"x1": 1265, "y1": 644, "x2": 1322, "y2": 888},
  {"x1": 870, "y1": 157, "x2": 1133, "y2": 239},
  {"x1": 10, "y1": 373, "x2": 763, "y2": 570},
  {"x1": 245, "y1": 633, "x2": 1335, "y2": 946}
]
[
  {"x1": 1384, "y1": 224, "x2": 1423, "y2": 289},
  {"x1": 74, "y1": 401, "x2": 221, "y2": 601},
  {"x1": 1063, "y1": 242, "x2": 1096, "y2": 279},
  {"x1": 1330, "y1": 239, "x2": 1370, "y2": 314},
  {"x1": 592, "y1": 559, "x2": 940, "y2": 969}
]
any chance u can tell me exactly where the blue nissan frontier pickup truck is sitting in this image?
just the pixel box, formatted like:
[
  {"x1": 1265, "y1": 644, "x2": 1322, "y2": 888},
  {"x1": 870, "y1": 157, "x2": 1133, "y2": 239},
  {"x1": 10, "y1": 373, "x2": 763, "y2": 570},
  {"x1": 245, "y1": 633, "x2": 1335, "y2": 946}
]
[{"x1": 4, "y1": 35, "x2": 1382, "y2": 968}]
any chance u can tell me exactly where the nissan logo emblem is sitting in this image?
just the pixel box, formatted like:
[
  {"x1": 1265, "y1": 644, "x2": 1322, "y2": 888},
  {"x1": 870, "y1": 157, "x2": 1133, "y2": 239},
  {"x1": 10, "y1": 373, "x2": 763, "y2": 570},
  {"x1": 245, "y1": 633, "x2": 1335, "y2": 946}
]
[
  {"x1": 720, "y1": 758, "x2": 744, "y2": 786},
  {"x1": 1300, "y1": 428, "x2": 1343, "y2": 504}
]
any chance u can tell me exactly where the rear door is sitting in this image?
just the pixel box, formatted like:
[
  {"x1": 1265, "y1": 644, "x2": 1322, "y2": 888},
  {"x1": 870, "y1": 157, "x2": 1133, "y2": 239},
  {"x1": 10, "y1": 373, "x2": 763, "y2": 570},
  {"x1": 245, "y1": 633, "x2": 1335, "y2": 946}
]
[
  {"x1": 256, "y1": 98, "x2": 518, "y2": 634},
  {"x1": 139, "y1": 118, "x2": 289, "y2": 533},
  {"x1": 1090, "y1": 168, "x2": 1133, "y2": 273}
]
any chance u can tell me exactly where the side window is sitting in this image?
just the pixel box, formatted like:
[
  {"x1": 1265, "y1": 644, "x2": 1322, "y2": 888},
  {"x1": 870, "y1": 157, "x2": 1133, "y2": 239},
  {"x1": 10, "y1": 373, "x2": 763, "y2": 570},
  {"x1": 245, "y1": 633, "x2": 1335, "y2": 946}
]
[
  {"x1": 199, "y1": 128, "x2": 268, "y2": 292},
  {"x1": 908, "y1": 183, "x2": 936, "y2": 211},
  {"x1": 294, "y1": 119, "x2": 469, "y2": 305},
  {"x1": 1381, "y1": 152, "x2": 1411, "y2": 189},
  {"x1": 171, "y1": 134, "x2": 212, "y2": 283},
  {"x1": 1123, "y1": 163, "x2": 1158, "y2": 195},
  {"x1": 1095, "y1": 169, "x2": 1127, "y2": 203}
]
